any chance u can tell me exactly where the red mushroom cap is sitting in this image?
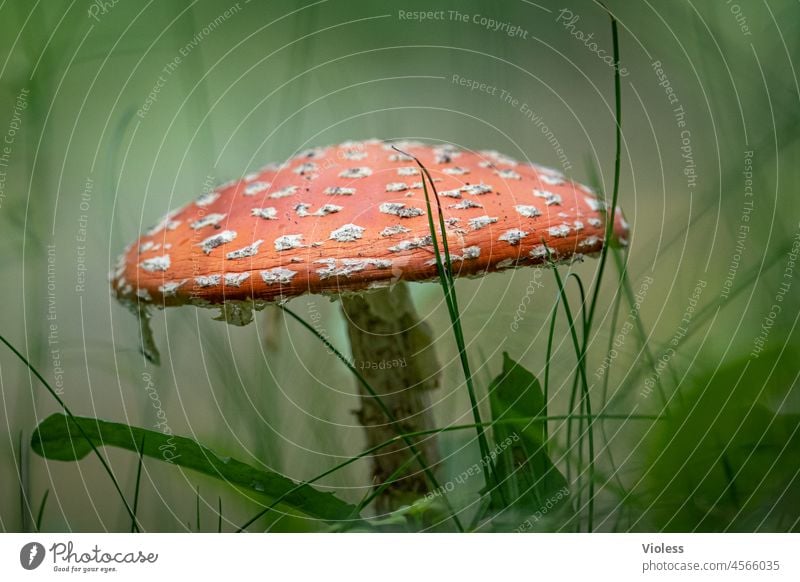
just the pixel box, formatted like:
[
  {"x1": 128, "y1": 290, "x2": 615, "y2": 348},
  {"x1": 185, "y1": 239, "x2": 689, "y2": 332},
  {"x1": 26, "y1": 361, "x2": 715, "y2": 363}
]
[{"x1": 111, "y1": 140, "x2": 629, "y2": 311}]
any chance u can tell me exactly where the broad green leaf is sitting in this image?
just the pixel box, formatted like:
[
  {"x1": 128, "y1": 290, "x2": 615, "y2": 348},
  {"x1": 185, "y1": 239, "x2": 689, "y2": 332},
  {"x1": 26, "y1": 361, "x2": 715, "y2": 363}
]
[
  {"x1": 488, "y1": 353, "x2": 569, "y2": 525},
  {"x1": 31, "y1": 413, "x2": 359, "y2": 523}
]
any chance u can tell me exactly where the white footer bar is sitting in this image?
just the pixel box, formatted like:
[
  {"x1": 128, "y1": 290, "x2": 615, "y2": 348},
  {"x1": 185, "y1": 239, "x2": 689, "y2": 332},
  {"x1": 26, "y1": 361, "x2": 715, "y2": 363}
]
[{"x1": 1, "y1": 533, "x2": 796, "y2": 581}]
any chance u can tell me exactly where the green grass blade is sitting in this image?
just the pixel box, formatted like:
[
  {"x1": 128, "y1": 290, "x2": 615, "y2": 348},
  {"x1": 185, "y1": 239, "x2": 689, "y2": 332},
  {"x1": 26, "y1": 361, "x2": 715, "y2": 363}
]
[
  {"x1": 17, "y1": 430, "x2": 32, "y2": 532},
  {"x1": 130, "y1": 434, "x2": 146, "y2": 533},
  {"x1": 195, "y1": 485, "x2": 201, "y2": 532},
  {"x1": 398, "y1": 147, "x2": 501, "y2": 504},
  {"x1": 357, "y1": 453, "x2": 421, "y2": 514},
  {"x1": 35, "y1": 489, "x2": 49, "y2": 532},
  {"x1": 602, "y1": 256, "x2": 627, "y2": 409},
  {"x1": 586, "y1": 5, "x2": 623, "y2": 333},
  {"x1": 564, "y1": 273, "x2": 589, "y2": 525},
  {"x1": 544, "y1": 304, "x2": 559, "y2": 444},
  {"x1": 613, "y1": 250, "x2": 670, "y2": 406},
  {"x1": 0, "y1": 333, "x2": 136, "y2": 525},
  {"x1": 545, "y1": 246, "x2": 595, "y2": 532},
  {"x1": 598, "y1": 258, "x2": 629, "y2": 496},
  {"x1": 565, "y1": 273, "x2": 589, "y2": 452}
]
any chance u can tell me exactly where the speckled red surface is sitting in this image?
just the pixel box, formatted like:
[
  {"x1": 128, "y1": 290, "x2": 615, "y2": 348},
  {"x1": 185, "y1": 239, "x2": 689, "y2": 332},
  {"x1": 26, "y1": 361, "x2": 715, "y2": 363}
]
[{"x1": 111, "y1": 140, "x2": 629, "y2": 307}]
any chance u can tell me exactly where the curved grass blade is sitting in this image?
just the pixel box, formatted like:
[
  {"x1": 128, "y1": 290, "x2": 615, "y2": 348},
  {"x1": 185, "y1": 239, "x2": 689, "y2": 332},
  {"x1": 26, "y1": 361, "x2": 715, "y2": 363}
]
[
  {"x1": 586, "y1": 4, "x2": 623, "y2": 332},
  {"x1": 17, "y1": 430, "x2": 32, "y2": 532},
  {"x1": 35, "y1": 490, "x2": 49, "y2": 532},
  {"x1": 544, "y1": 304, "x2": 559, "y2": 443},
  {"x1": 0, "y1": 333, "x2": 136, "y2": 524},
  {"x1": 130, "y1": 434, "x2": 145, "y2": 533},
  {"x1": 356, "y1": 453, "x2": 422, "y2": 515},
  {"x1": 396, "y1": 147, "x2": 502, "y2": 504},
  {"x1": 195, "y1": 485, "x2": 201, "y2": 532}
]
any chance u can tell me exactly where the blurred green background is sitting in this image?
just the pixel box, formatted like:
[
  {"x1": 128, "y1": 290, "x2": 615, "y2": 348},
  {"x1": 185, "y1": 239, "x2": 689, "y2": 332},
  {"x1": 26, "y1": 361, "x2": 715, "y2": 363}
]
[{"x1": 0, "y1": 0, "x2": 798, "y2": 532}]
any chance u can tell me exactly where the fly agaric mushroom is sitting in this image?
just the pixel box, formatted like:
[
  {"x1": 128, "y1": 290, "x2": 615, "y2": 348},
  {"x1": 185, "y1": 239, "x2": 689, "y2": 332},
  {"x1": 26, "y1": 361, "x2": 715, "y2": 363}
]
[{"x1": 111, "y1": 139, "x2": 629, "y2": 511}]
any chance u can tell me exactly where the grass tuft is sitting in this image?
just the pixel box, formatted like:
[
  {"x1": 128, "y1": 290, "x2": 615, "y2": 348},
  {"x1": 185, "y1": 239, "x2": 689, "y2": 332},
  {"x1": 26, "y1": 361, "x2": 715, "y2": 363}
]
[{"x1": 544, "y1": 245, "x2": 595, "y2": 532}]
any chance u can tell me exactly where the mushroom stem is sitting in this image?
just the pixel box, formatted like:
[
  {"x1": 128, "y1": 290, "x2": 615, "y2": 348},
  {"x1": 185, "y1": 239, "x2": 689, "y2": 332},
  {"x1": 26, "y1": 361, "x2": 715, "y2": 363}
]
[{"x1": 340, "y1": 282, "x2": 440, "y2": 512}]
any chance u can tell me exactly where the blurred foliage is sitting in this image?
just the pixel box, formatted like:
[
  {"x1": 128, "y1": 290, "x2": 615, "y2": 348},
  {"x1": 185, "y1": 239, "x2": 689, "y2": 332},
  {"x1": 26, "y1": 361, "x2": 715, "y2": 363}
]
[{"x1": 637, "y1": 345, "x2": 800, "y2": 532}]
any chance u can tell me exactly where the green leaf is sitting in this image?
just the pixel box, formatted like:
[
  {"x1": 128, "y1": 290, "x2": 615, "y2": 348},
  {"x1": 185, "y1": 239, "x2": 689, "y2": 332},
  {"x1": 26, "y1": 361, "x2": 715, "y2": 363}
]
[
  {"x1": 488, "y1": 353, "x2": 569, "y2": 524},
  {"x1": 31, "y1": 413, "x2": 359, "y2": 523}
]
